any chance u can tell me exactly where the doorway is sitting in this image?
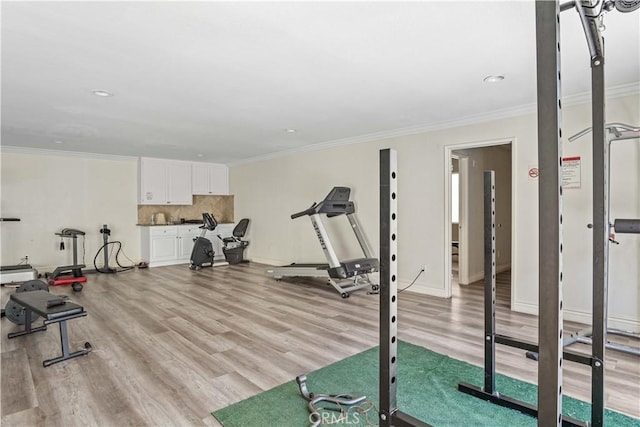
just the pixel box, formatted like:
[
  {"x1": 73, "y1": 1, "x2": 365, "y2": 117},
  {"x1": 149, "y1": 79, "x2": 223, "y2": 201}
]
[{"x1": 444, "y1": 139, "x2": 514, "y2": 305}]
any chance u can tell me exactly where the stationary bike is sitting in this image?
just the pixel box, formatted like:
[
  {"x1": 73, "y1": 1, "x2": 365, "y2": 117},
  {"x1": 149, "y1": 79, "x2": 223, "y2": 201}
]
[{"x1": 189, "y1": 213, "x2": 217, "y2": 270}]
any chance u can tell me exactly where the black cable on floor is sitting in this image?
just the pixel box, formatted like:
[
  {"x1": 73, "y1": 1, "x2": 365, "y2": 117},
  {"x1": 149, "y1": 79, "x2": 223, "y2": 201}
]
[{"x1": 93, "y1": 241, "x2": 135, "y2": 273}]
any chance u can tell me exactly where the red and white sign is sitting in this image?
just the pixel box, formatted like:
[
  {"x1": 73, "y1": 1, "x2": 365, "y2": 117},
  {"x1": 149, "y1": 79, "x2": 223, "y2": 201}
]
[
  {"x1": 562, "y1": 156, "x2": 581, "y2": 189},
  {"x1": 528, "y1": 166, "x2": 539, "y2": 180}
]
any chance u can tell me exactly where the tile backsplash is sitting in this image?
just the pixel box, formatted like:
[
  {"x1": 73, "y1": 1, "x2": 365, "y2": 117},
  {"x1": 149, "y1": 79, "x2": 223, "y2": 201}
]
[{"x1": 138, "y1": 195, "x2": 234, "y2": 224}]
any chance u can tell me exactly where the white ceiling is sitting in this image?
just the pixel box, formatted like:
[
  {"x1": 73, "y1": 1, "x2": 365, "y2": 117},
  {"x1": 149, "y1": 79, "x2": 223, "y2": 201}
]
[{"x1": 2, "y1": 1, "x2": 639, "y2": 164}]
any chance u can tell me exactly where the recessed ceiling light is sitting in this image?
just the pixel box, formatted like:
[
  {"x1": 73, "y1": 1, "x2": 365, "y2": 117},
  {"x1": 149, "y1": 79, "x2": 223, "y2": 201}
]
[
  {"x1": 197, "y1": 154, "x2": 204, "y2": 158},
  {"x1": 54, "y1": 140, "x2": 63, "y2": 144},
  {"x1": 285, "y1": 129, "x2": 296, "y2": 133},
  {"x1": 92, "y1": 89, "x2": 114, "y2": 97},
  {"x1": 483, "y1": 75, "x2": 505, "y2": 83}
]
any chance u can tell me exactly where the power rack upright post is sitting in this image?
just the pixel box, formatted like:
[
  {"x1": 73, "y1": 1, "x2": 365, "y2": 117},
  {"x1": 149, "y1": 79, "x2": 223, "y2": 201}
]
[{"x1": 378, "y1": 148, "x2": 430, "y2": 427}]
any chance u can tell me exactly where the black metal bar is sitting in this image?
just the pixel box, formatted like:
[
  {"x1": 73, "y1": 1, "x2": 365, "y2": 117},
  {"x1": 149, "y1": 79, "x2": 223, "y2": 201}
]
[
  {"x1": 7, "y1": 307, "x2": 48, "y2": 338},
  {"x1": 457, "y1": 382, "x2": 588, "y2": 427},
  {"x1": 379, "y1": 148, "x2": 398, "y2": 427},
  {"x1": 496, "y1": 334, "x2": 539, "y2": 352},
  {"x1": 7, "y1": 325, "x2": 47, "y2": 338},
  {"x1": 535, "y1": 1, "x2": 564, "y2": 425},
  {"x1": 495, "y1": 335, "x2": 594, "y2": 366},
  {"x1": 591, "y1": 38, "x2": 607, "y2": 427},
  {"x1": 24, "y1": 307, "x2": 32, "y2": 332},
  {"x1": 483, "y1": 171, "x2": 496, "y2": 394},
  {"x1": 60, "y1": 320, "x2": 70, "y2": 357},
  {"x1": 379, "y1": 148, "x2": 431, "y2": 427},
  {"x1": 43, "y1": 312, "x2": 87, "y2": 325},
  {"x1": 613, "y1": 219, "x2": 640, "y2": 234}
]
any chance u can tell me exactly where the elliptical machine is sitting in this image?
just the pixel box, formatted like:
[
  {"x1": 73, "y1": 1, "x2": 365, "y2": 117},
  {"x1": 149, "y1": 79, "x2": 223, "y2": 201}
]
[{"x1": 189, "y1": 213, "x2": 217, "y2": 270}]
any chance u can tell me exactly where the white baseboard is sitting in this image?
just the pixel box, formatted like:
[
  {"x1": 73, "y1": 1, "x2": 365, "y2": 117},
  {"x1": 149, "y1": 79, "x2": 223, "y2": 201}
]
[
  {"x1": 399, "y1": 280, "x2": 448, "y2": 298},
  {"x1": 512, "y1": 301, "x2": 640, "y2": 332}
]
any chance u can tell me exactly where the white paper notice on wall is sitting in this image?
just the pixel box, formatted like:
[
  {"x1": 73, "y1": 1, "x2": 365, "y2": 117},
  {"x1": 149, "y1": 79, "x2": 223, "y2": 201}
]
[{"x1": 562, "y1": 156, "x2": 581, "y2": 189}]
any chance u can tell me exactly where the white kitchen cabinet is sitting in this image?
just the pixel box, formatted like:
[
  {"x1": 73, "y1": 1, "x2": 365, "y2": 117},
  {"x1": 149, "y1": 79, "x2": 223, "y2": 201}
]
[
  {"x1": 167, "y1": 162, "x2": 193, "y2": 205},
  {"x1": 141, "y1": 226, "x2": 179, "y2": 266},
  {"x1": 139, "y1": 158, "x2": 193, "y2": 205},
  {"x1": 192, "y1": 162, "x2": 228, "y2": 195},
  {"x1": 140, "y1": 224, "x2": 234, "y2": 267},
  {"x1": 177, "y1": 226, "x2": 202, "y2": 260}
]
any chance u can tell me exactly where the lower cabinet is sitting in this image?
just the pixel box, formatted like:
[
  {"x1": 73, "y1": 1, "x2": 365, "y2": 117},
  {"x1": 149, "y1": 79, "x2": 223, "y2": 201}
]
[{"x1": 140, "y1": 224, "x2": 235, "y2": 267}]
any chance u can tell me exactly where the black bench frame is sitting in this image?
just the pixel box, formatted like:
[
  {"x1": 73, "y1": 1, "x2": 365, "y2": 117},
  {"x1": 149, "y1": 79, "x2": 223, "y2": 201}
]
[{"x1": 8, "y1": 290, "x2": 89, "y2": 367}]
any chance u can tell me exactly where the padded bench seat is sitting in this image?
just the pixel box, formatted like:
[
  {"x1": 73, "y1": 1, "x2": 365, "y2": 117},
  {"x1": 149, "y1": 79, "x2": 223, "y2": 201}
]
[{"x1": 8, "y1": 290, "x2": 90, "y2": 367}]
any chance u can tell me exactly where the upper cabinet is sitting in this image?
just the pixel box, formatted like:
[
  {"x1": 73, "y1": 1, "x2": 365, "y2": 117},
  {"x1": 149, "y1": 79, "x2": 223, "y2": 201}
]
[
  {"x1": 139, "y1": 158, "x2": 193, "y2": 205},
  {"x1": 192, "y1": 162, "x2": 228, "y2": 195}
]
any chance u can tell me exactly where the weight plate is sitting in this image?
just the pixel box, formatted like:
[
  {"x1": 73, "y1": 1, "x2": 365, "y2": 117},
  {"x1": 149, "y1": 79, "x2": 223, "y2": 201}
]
[
  {"x1": 17, "y1": 280, "x2": 49, "y2": 293},
  {"x1": 4, "y1": 300, "x2": 40, "y2": 325}
]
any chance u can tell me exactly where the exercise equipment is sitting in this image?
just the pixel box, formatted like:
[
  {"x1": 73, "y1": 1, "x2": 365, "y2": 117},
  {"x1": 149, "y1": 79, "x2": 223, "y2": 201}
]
[
  {"x1": 189, "y1": 213, "x2": 217, "y2": 270},
  {"x1": 378, "y1": 149, "x2": 430, "y2": 427},
  {"x1": 218, "y1": 218, "x2": 250, "y2": 264},
  {"x1": 378, "y1": 2, "x2": 638, "y2": 425},
  {"x1": 0, "y1": 218, "x2": 39, "y2": 285},
  {"x1": 525, "y1": 123, "x2": 640, "y2": 360},
  {"x1": 457, "y1": 172, "x2": 595, "y2": 427},
  {"x1": 266, "y1": 187, "x2": 379, "y2": 298},
  {"x1": 456, "y1": 3, "x2": 638, "y2": 427},
  {"x1": 95, "y1": 224, "x2": 117, "y2": 273},
  {"x1": 3, "y1": 279, "x2": 50, "y2": 325},
  {"x1": 296, "y1": 375, "x2": 367, "y2": 427},
  {"x1": 93, "y1": 224, "x2": 135, "y2": 273},
  {"x1": 525, "y1": 216, "x2": 640, "y2": 357},
  {"x1": 7, "y1": 290, "x2": 91, "y2": 367},
  {"x1": 46, "y1": 228, "x2": 87, "y2": 292}
]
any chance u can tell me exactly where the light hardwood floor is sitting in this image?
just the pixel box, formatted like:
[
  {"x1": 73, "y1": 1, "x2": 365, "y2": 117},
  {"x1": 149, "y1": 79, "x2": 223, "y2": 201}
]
[{"x1": 1, "y1": 262, "x2": 638, "y2": 426}]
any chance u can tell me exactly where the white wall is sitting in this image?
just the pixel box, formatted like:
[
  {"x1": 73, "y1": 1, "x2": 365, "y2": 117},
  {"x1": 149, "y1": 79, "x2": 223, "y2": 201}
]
[
  {"x1": 0, "y1": 150, "x2": 140, "y2": 272},
  {"x1": 230, "y1": 94, "x2": 639, "y2": 330},
  {"x1": 456, "y1": 145, "x2": 512, "y2": 284}
]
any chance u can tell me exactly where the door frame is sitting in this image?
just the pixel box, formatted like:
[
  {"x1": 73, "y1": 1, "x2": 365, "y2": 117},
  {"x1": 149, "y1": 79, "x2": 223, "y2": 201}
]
[{"x1": 443, "y1": 137, "x2": 516, "y2": 303}]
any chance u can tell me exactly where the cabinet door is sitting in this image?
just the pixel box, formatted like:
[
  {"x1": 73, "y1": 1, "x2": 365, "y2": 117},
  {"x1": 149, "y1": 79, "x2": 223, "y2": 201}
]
[
  {"x1": 177, "y1": 226, "x2": 201, "y2": 260},
  {"x1": 139, "y1": 158, "x2": 167, "y2": 204},
  {"x1": 150, "y1": 235, "x2": 178, "y2": 261},
  {"x1": 178, "y1": 235, "x2": 197, "y2": 260},
  {"x1": 192, "y1": 163, "x2": 211, "y2": 195},
  {"x1": 167, "y1": 161, "x2": 193, "y2": 205},
  {"x1": 209, "y1": 164, "x2": 229, "y2": 195}
]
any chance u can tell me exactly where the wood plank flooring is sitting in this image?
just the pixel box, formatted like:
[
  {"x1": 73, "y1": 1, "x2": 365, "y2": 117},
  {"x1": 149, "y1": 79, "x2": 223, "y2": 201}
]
[{"x1": 1, "y1": 262, "x2": 638, "y2": 426}]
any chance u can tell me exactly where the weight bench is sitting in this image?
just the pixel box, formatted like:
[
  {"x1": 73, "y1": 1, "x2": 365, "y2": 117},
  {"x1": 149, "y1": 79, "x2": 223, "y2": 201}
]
[{"x1": 7, "y1": 290, "x2": 90, "y2": 367}]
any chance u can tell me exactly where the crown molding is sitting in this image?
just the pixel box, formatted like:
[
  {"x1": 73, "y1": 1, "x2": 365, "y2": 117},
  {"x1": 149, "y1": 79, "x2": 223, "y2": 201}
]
[
  {"x1": 0, "y1": 146, "x2": 138, "y2": 162},
  {"x1": 229, "y1": 82, "x2": 639, "y2": 166}
]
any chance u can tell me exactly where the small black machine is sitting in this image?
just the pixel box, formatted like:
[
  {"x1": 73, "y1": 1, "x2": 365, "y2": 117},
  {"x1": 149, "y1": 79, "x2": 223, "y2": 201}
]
[
  {"x1": 189, "y1": 213, "x2": 217, "y2": 270},
  {"x1": 218, "y1": 218, "x2": 250, "y2": 264}
]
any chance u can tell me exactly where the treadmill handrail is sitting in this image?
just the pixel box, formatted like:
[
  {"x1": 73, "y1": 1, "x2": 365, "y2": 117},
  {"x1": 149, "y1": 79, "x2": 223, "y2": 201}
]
[{"x1": 291, "y1": 203, "x2": 317, "y2": 219}]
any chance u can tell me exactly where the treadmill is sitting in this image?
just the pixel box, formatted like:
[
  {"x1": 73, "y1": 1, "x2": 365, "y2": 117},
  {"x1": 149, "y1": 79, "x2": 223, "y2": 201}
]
[{"x1": 266, "y1": 187, "x2": 379, "y2": 298}]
